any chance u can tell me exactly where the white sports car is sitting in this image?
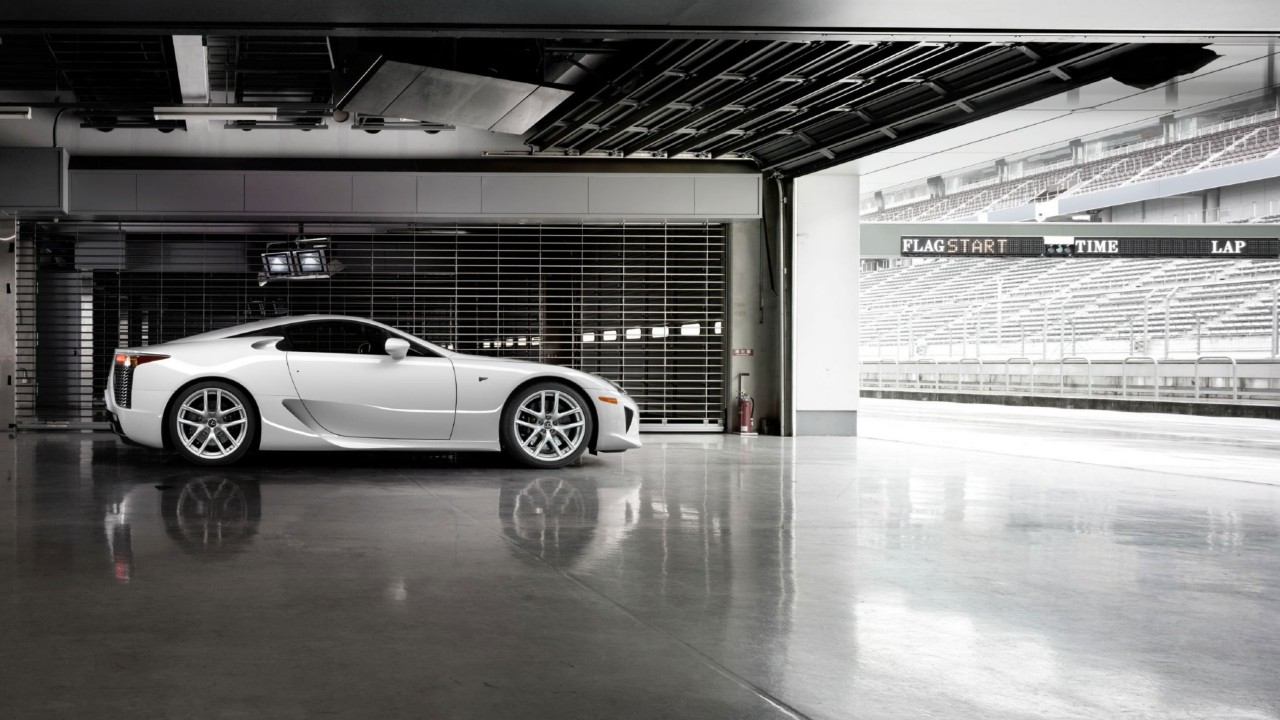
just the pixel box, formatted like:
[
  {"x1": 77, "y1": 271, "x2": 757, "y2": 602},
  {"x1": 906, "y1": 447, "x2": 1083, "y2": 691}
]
[{"x1": 105, "y1": 315, "x2": 641, "y2": 468}]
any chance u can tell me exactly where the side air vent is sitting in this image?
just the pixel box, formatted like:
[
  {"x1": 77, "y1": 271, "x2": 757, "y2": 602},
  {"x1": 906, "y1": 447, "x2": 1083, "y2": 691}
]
[{"x1": 112, "y1": 363, "x2": 134, "y2": 409}]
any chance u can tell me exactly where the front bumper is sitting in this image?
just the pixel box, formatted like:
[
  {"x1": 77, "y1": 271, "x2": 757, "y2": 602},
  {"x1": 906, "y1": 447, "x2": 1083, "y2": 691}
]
[{"x1": 592, "y1": 393, "x2": 642, "y2": 453}]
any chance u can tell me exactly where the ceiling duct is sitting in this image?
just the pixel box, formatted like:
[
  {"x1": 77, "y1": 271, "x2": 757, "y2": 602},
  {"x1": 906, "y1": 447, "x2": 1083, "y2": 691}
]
[
  {"x1": 1110, "y1": 45, "x2": 1220, "y2": 90},
  {"x1": 333, "y1": 54, "x2": 573, "y2": 135}
]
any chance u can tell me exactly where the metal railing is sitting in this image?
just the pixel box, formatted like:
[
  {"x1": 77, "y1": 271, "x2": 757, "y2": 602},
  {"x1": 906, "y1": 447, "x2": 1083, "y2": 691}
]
[
  {"x1": 861, "y1": 276, "x2": 1280, "y2": 362},
  {"x1": 1194, "y1": 356, "x2": 1238, "y2": 401},
  {"x1": 1005, "y1": 357, "x2": 1034, "y2": 393},
  {"x1": 861, "y1": 356, "x2": 1280, "y2": 404},
  {"x1": 1121, "y1": 356, "x2": 1159, "y2": 399},
  {"x1": 1060, "y1": 357, "x2": 1092, "y2": 395},
  {"x1": 863, "y1": 109, "x2": 1280, "y2": 214},
  {"x1": 957, "y1": 357, "x2": 983, "y2": 391}
]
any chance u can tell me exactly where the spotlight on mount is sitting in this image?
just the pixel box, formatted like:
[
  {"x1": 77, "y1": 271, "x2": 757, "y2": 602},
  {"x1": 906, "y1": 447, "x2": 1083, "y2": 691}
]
[{"x1": 258, "y1": 237, "x2": 344, "y2": 286}]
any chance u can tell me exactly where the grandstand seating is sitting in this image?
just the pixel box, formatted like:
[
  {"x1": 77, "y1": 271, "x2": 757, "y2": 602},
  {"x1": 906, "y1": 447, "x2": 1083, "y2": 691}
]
[
  {"x1": 1204, "y1": 123, "x2": 1280, "y2": 169},
  {"x1": 859, "y1": 257, "x2": 1280, "y2": 355},
  {"x1": 864, "y1": 115, "x2": 1280, "y2": 222},
  {"x1": 1207, "y1": 285, "x2": 1279, "y2": 337}
]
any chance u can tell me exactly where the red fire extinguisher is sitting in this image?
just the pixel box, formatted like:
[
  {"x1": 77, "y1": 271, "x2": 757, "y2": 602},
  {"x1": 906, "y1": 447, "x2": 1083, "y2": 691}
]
[{"x1": 736, "y1": 373, "x2": 755, "y2": 434}]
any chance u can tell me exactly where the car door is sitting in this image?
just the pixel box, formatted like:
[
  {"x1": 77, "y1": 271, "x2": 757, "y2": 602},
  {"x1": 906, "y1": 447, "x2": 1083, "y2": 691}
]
[{"x1": 283, "y1": 320, "x2": 456, "y2": 440}]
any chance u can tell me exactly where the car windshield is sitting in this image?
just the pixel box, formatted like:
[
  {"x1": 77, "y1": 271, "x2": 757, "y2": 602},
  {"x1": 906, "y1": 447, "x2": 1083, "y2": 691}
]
[{"x1": 369, "y1": 321, "x2": 454, "y2": 357}]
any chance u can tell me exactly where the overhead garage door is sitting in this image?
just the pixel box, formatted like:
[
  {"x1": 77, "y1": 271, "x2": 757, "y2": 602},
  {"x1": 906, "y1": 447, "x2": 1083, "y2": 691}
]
[{"x1": 16, "y1": 223, "x2": 726, "y2": 431}]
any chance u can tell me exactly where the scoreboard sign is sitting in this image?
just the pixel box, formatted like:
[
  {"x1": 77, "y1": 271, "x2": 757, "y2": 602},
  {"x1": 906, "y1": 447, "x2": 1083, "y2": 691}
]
[
  {"x1": 1072, "y1": 237, "x2": 1279, "y2": 257},
  {"x1": 900, "y1": 235, "x2": 1280, "y2": 258},
  {"x1": 900, "y1": 236, "x2": 1046, "y2": 257}
]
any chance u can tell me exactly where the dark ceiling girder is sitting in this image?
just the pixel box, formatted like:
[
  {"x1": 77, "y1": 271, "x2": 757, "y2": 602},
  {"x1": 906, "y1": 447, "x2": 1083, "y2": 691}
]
[
  {"x1": 571, "y1": 40, "x2": 776, "y2": 153},
  {"x1": 760, "y1": 43, "x2": 1138, "y2": 175},
  {"x1": 615, "y1": 41, "x2": 850, "y2": 156},
  {"x1": 687, "y1": 43, "x2": 986, "y2": 158},
  {"x1": 0, "y1": 28, "x2": 1166, "y2": 179},
  {"x1": 752, "y1": 43, "x2": 1099, "y2": 167},
  {"x1": 527, "y1": 39, "x2": 690, "y2": 149},
  {"x1": 532, "y1": 38, "x2": 1152, "y2": 177},
  {"x1": 657, "y1": 42, "x2": 952, "y2": 157}
]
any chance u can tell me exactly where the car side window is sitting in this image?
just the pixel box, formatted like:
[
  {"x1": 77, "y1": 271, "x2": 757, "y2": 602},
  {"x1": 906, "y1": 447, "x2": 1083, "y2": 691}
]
[{"x1": 285, "y1": 321, "x2": 389, "y2": 355}]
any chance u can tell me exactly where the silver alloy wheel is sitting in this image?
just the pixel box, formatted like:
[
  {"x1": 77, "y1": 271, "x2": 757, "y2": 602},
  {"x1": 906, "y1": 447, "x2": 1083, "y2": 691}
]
[
  {"x1": 513, "y1": 389, "x2": 587, "y2": 462},
  {"x1": 175, "y1": 387, "x2": 249, "y2": 461}
]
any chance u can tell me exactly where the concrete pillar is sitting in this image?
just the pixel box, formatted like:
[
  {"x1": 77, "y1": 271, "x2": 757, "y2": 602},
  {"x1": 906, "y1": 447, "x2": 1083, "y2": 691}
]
[
  {"x1": 926, "y1": 176, "x2": 945, "y2": 199},
  {"x1": 1204, "y1": 188, "x2": 1221, "y2": 223},
  {"x1": 1069, "y1": 139, "x2": 1085, "y2": 164},
  {"x1": 995, "y1": 159, "x2": 1008, "y2": 183},
  {"x1": 1268, "y1": 38, "x2": 1277, "y2": 107},
  {"x1": 726, "y1": 220, "x2": 780, "y2": 434},
  {"x1": 791, "y1": 175, "x2": 859, "y2": 436},
  {"x1": 1161, "y1": 114, "x2": 1178, "y2": 142},
  {"x1": 0, "y1": 218, "x2": 14, "y2": 432},
  {"x1": 873, "y1": 190, "x2": 885, "y2": 213}
]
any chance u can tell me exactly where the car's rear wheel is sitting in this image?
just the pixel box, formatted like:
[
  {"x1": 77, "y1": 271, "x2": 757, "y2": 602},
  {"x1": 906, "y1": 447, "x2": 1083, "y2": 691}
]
[
  {"x1": 169, "y1": 381, "x2": 256, "y2": 466},
  {"x1": 501, "y1": 382, "x2": 593, "y2": 469}
]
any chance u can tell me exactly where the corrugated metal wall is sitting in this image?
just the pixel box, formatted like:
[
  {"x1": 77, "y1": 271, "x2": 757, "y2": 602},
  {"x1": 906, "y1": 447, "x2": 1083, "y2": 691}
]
[{"x1": 16, "y1": 222, "x2": 726, "y2": 430}]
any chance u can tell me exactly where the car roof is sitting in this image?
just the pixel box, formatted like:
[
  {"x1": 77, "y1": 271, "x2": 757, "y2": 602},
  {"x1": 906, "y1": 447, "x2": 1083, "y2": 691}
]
[{"x1": 170, "y1": 315, "x2": 455, "y2": 355}]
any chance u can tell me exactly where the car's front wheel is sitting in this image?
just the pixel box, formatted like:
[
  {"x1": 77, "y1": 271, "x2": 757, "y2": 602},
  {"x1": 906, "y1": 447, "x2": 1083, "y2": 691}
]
[
  {"x1": 501, "y1": 382, "x2": 594, "y2": 469},
  {"x1": 168, "y1": 381, "x2": 256, "y2": 466}
]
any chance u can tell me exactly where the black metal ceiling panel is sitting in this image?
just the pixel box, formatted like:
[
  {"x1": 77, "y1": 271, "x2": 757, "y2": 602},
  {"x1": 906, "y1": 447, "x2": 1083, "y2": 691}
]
[
  {"x1": 0, "y1": 30, "x2": 1171, "y2": 178},
  {"x1": 526, "y1": 40, "x2": 1147, "y2": 177},
  {"x1": 207, "y1": 36, "x2": 333, "y2": 129},
  {"x1": 0, "y1": 34, "x2": 183, "y2": 130}
]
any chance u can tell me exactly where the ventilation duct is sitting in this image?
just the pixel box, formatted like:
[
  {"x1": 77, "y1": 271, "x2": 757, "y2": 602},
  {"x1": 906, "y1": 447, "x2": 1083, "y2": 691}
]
[
  {"x1": 333, "y1": 55, "x2": 574, "y2": 135},
  {"x1": 0, "y1": 148, "x2": 68, "y2": 214},
  {"x1": 1110, "y1": 45, "x2": 1220, "y2": 90}
]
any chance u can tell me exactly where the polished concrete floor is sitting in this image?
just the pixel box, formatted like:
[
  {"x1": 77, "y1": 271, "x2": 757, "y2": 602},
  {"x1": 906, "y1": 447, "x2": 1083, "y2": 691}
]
[{"x1": 2, "y1": 401, "x2": 1279, "y2": 719}]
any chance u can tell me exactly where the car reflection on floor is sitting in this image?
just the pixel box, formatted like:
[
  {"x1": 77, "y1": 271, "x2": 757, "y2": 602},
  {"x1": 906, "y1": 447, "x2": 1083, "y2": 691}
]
[
  {"x1": 499, "y1": 477, "x2": 599, "y2": 565},
  {"x1": 160, "y1": 476, "x2": 262, "y2": 556},
  {"x1": 102, "y1": 473, "x2": 263, "y2": 582}
]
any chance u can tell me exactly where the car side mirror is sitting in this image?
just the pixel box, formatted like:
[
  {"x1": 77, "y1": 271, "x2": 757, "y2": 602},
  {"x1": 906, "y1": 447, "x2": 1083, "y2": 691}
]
[{"x1": 385, "y1": 338, "x2": 410, "y2": 360}]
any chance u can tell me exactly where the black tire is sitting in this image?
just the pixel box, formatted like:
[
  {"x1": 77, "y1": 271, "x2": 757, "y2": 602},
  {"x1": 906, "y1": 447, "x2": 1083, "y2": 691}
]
[
  {"x1": 500, "y1": 382, "x2": 594, "y2": 469},
  {"x1": 168, "y1": 380, "x2": 257, "y2": 466}
]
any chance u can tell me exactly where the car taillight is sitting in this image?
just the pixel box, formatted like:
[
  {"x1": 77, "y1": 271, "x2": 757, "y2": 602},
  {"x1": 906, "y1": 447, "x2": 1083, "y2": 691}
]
[
  {"x1": 113, "y1": 353, "x2": 168, "y2": 410},
  {"x1": 115, "y1": 353, "x2": 169, "y2": 367}
]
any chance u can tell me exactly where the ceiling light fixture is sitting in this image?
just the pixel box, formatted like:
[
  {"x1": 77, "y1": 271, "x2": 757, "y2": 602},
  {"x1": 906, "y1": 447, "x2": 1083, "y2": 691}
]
[
  {"x1": 153, "y1": 105, "x2": 278, "y2": 122},
  {"x1": 0, "y1": 106, "x2": 33, "y2": 120}
]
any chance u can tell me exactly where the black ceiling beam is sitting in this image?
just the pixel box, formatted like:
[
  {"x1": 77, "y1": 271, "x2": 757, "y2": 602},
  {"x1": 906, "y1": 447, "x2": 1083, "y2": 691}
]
[
  {"x1": 570, "y1": 40, "x2": 776, "y2": 154},
  {"x1": 749, "y1": 44, "x2": 1096, "y2": 166},
  {"x1": 656, "y1": 42, "x2": 937, "y2": 157},
  {"x1": 706, "y1": 43, "x2": 994, "y2": 157},
  {"x1": 703, "y1": 44, "x2": 1021, "y2": 160},
  {"x1": 614, "y1": 41, "x2": 849, "y2": 156},
  {"x1": 759, "y1": 43, "x2": 1139, "y2": 176},
  {"x1": 668, "y1": 42, "x2": 977, "y2": 158},
  {"x1": 526, "y1": 39, "x2": 692, "y2": 149},
  {"x1": 532, "y1": 39, "x2": 731, "y2": 151}
]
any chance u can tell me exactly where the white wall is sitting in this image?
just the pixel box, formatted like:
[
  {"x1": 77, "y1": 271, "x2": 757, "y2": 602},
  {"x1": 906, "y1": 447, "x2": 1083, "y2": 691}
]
[
  {"x1": 1219, "y1": 177, "x2": 1280, "y2": 220},
  {"x1": 1110, "y1": 195, "x2": 1205, "y2": 223},
  {"x1": 793, "y1": 174, "x2": 859, "y2": 435},
  {"x1": 1110, "y1": 177, "x2": 1280, "y2": 223}
]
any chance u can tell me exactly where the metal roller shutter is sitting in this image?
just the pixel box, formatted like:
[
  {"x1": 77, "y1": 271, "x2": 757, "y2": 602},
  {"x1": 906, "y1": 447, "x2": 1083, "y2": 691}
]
[{"x1": 16, "y1": 222, "x2": 726, "y2": 431}]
